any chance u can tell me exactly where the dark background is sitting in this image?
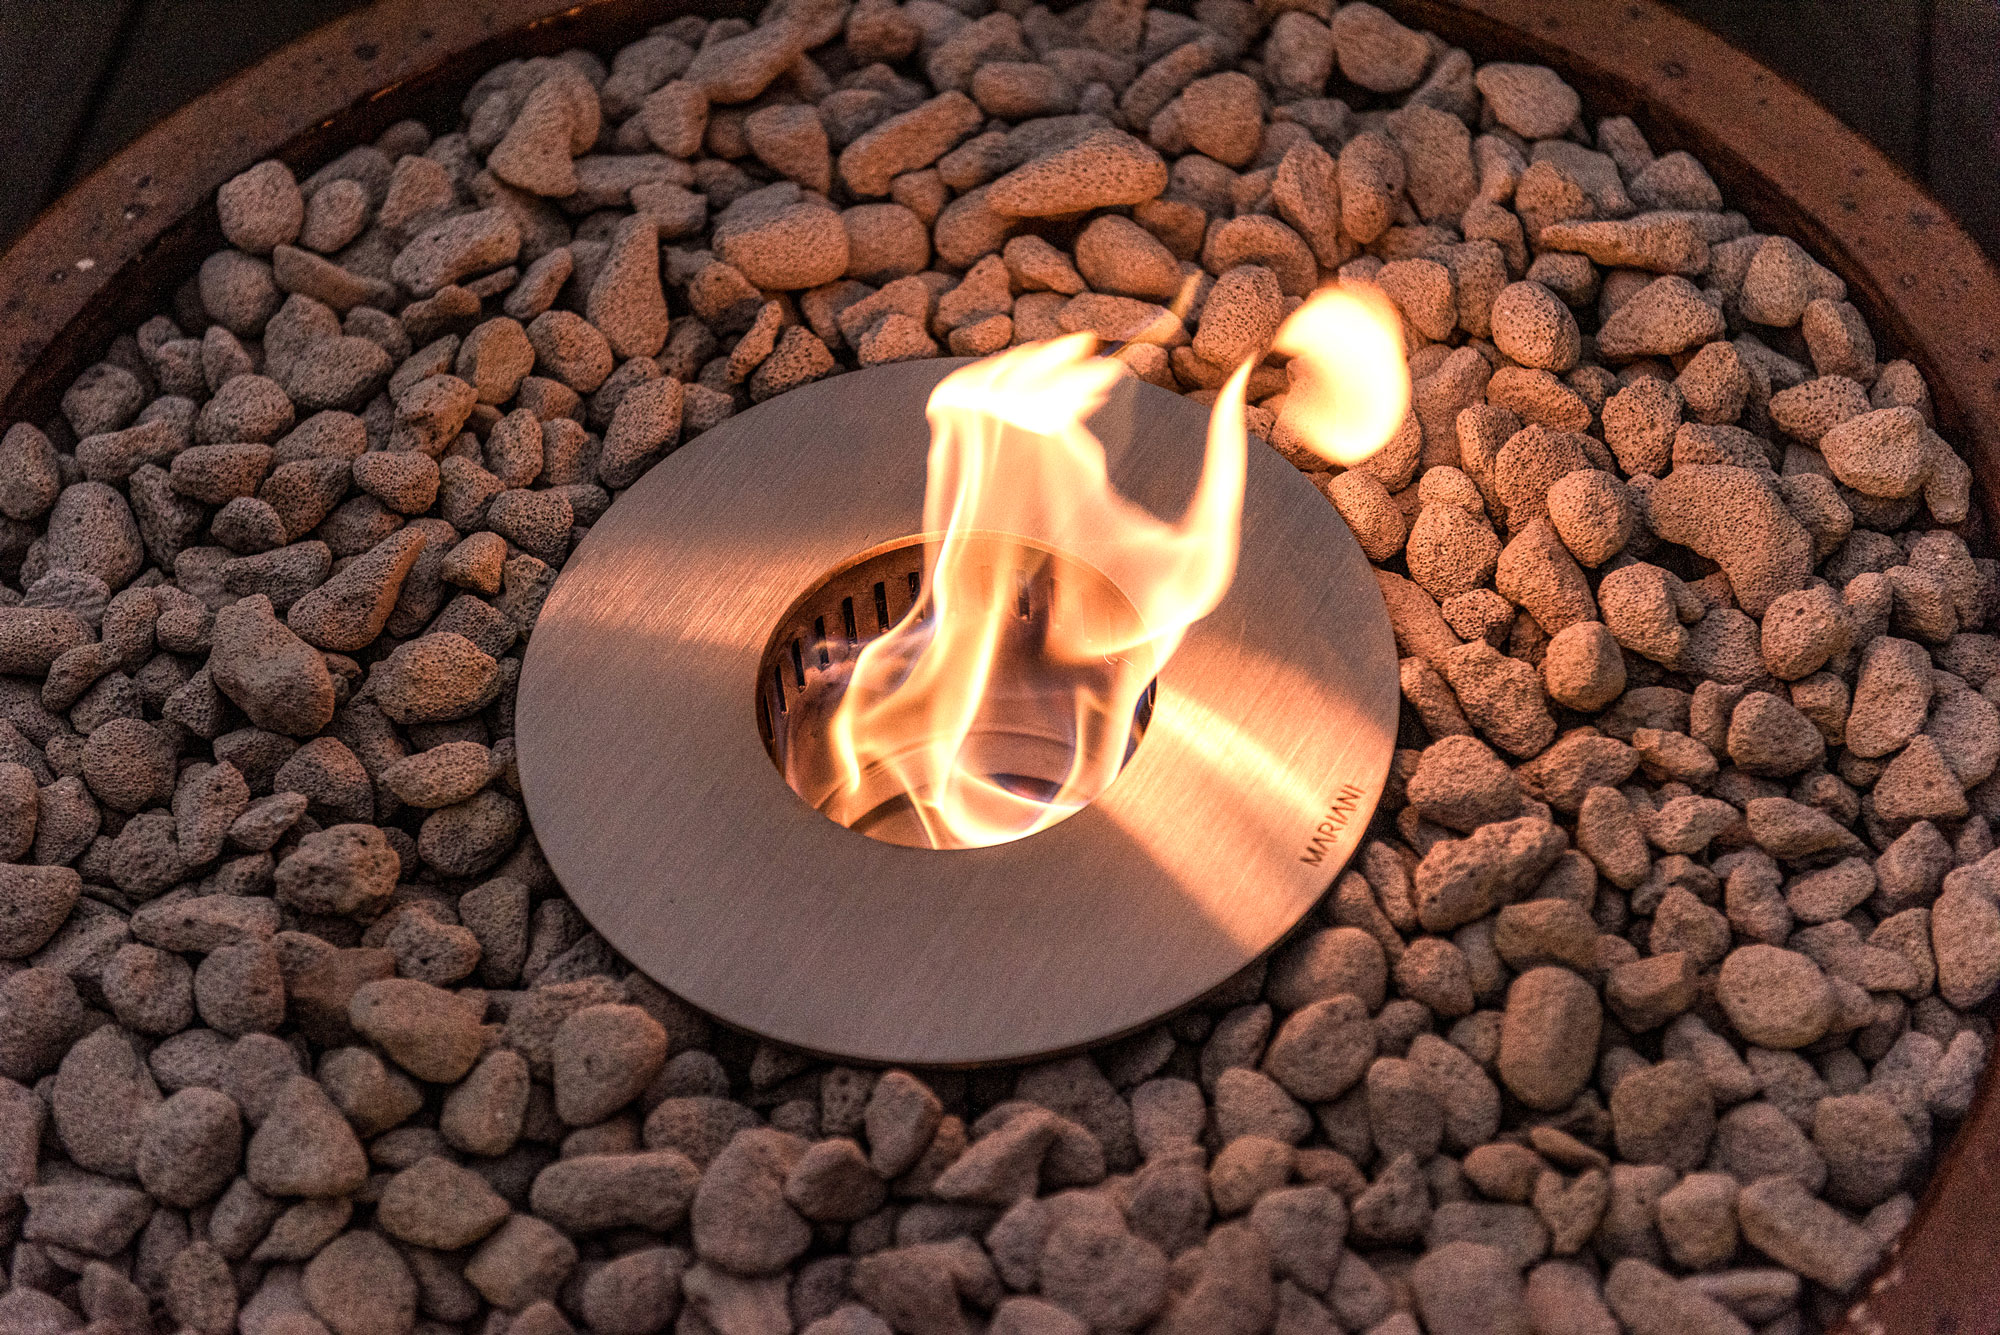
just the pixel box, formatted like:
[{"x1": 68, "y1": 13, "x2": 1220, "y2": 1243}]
[{"x1": 0, "y1": 0, "x2": 1994, "y2": 259}]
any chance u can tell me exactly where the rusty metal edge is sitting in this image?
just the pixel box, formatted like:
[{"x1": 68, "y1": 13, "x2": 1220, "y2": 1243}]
[
  {"x1": 0, "y1": 0, "x2": 760, "y2": 425},
  {"x1": 1, "y1": 0, "x2": 1997, "y2": 1328}
]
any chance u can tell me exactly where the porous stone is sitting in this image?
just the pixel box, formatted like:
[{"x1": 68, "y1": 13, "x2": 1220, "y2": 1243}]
[
  {"x1": 0, "y1": 864, "x2": 81, "y2": 959},
  {"x1": 1498, "y1": 967, "x2": 1601, "y2": 1111},
  {"x1": 209, "y1": 595, "x2": 337, "y2": 737},
  {"x1": 275, "y1": 823, "x2": 399, "y2": 918},
  {"x1": 553, "y1": 1004, "x2": 669, "y2": 1125},
  {"x1": 692, "y1": 1127, "x2": 811, "y2": 1275},
  {"x1": 369, "y1": 632, "x2": 499, "y2": 724},
  {"x1": 303, "y1": 1227, "x2": 419, "y2": 1334},
  {"x1": 1716, "y1": 946, "x2": 1835, "y2": 1049},
  {"x1": 377, "y1": 1154, "x2": 511, "y2": 1249},
  {"x1": 1735, "y1": 1176, "x2": 1882, "y2": 1293},
  {"x1": 988, "y1": 130, "x2": 1168, "y2": 217},
  {"x1": 349, "y1": 977, "x2": 485, "y2": 1082},
  {"x1": 245, "y1": 1076, "x2": 368, "y2": 1198}
]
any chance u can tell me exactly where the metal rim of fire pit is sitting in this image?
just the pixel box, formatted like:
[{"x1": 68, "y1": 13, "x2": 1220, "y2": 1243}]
[
  {"x1": 513, "y1": 358, "x2": 1399, "y2": 1065},
  {"x1": 2, "y1": 0, "x2": 1998, "y2": 1326}
]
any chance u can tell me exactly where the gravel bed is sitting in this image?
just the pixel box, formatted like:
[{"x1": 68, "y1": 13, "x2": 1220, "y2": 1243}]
[{"x1": 0, "y1": 1, "x2": 1994, "y2": 1332}]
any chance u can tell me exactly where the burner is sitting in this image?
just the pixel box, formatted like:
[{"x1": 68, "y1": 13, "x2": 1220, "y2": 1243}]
[
  {"x1": 516, "y1": 358, "x2": 1397, "y2": 1065},
  {"x1": 753, "y1": 531, "x2": 1157, "y2": 850}
]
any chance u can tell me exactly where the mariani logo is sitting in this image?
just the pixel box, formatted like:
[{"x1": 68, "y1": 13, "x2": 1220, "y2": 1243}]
[{"x1": 1299, "y1": 784, "x2": 1365, "y2": 865}]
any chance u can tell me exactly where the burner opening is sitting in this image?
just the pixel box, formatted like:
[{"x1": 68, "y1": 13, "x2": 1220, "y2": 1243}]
[{"x1": 756, "y1": 534, "x2": 1155, "y2": 850}]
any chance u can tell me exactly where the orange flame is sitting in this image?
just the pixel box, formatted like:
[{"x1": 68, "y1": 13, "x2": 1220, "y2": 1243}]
[
  {"x1": 820, "y1": 285, "x2": 1409, "y2": 849},
  {"x1": 1274, "y1": 284, "x2": 1412, "y2": 466}
]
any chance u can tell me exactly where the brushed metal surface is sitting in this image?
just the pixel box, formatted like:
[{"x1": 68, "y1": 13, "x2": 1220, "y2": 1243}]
[{"x1": 516, "y1": 359, "x2": 1397, "y2": 1066}]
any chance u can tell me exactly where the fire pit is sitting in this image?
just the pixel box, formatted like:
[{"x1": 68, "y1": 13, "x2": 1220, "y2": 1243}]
[{"x1": 515, "y1": 357, "x2": 1397, "y2": 1063}]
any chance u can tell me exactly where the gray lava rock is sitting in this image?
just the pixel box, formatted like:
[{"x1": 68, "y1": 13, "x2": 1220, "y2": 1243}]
[
  {"x1": 274, "y1": 823, "x2": 400, "y2": 918},
  {"x1": 349, "y1": 977, "x2": 485, "y2": 1083},
  {"x1": 692, "y1": 1127, "x2": 811, "y2": 1275},
  {"x1": 531, "y1": 1148, "x2": 702, "y2": 1233},
  {"x1": 553, "y1": 1003, "x2": 669, "y2": 1125},
  {"x1": 136, "y1": 1087, "x2": 243, "y2": 1207},
  {"x1": 0, "y1": 864, "x2": 81, "y2": 959},
  {"x1": 208, "y1": 595, "x2": 337, "y2": 737},
  {"x1": 245, "y1": 1076, "x2": 368, "y2": 1198},
  {"x1": 376, "y1": 1153, "x2": 511, "y2": 1249}
]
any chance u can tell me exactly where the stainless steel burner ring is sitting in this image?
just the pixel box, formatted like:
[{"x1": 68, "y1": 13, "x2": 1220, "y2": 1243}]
[{"x1": 516, "y1": 358, "x2": 1398, "y2": 1065}]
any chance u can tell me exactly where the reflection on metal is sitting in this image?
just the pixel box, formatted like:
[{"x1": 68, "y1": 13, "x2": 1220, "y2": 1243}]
[{"x1": 515, "y1": 359, "x2": 1398, "y2": 1066}]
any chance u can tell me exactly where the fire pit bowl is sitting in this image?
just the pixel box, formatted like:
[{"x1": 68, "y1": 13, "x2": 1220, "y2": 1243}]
[{"x1": 4, "y1": 2, "x2": 2000, "y2": 1332}]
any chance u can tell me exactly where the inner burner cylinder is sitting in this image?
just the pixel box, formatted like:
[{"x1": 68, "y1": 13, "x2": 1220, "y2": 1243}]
[{"x1": 755, "y1": 533, "x2": 1153, "y2": 849}]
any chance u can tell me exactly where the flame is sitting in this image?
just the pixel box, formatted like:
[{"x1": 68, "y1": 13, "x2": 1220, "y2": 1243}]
[
  {"x1": 1273, "y1": 284, "x2": 1412, "y2": 465},
  {"x1": 812, "y1": 285, "x2": 1409, "y2": 850}
]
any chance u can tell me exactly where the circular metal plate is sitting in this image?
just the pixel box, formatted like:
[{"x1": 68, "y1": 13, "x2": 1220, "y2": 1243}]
[{"x1": 516, "y1": 359, "x2": 1398, "y2": 1065}]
